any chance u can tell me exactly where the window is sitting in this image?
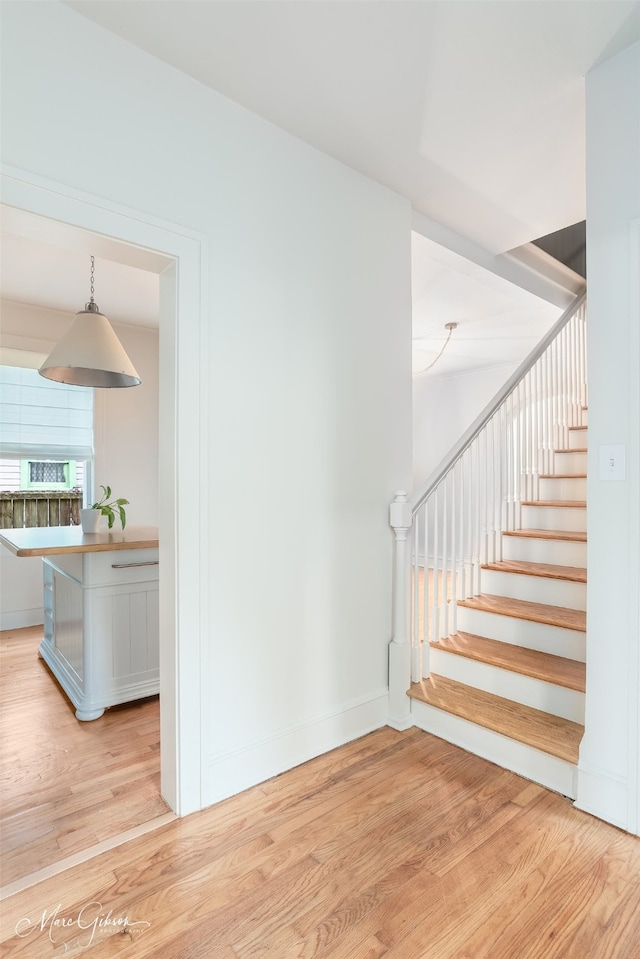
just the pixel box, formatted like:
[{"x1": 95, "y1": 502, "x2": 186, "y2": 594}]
[
  {"x1": 20, "y1": 459, "x2": 77, "y2": 489},
  {"x1": 30, "y1": 461, "x2": 67, "y2": 485},
  {"x1": 0, "y1": 363, "x2": 94, "y2": 529}
]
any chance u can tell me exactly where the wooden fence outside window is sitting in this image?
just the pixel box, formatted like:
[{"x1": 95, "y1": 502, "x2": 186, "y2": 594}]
[{"x1": 0, "y1": 491, "x2": 82, "y2": 529}]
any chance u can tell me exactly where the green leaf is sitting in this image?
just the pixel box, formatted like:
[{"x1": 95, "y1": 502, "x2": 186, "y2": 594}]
[{"x1": 118, "y1": 505, "x2": 127, "y2": 530}]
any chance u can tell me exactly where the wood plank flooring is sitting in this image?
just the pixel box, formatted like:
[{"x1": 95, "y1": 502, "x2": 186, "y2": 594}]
[
  {"x1": 0, "y1": 626, "x2": 169, "y2": 889},
  {"x1": 1, "y1": 726, "x2": 638, "y2": 957}
]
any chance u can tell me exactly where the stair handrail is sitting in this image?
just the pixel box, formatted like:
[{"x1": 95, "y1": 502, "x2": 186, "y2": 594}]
[{"x1": 410, "y1": 290, "x2": 586, "y2": 516}]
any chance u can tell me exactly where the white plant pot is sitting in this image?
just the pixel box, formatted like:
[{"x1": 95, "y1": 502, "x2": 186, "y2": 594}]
[{"x1": 80, "y1": 508, "x2": 104, "y2": 533}]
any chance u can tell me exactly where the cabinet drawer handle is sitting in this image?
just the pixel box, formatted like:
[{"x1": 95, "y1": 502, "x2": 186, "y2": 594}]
[{"x1": 111, "y1": 560, "x2": 160, "y2": 569}]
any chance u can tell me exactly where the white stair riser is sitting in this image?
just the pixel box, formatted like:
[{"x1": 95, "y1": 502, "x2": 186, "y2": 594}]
[
  {"x1": 568, "y1": 428, "x2": 588, "y2": 451},
  {"x1": 538, "y1": 476, "x2": 586, "y2": 500},
  {"x1": 554, "y1": 450, "x2": 587, "y2": 473},
  {"x1": 581, "y1": 410, "x2": 588, "y2": 426},
  {"x1": 429, "y1": 646, "x2": 585, "y2": 723},
  {"x1": 502, "y1": 534, "x2": 586, "y2": 566},
  {"x1": 456, "y1": 606, "x2": 585, "y2": 661},
  {"x1": 480, "y1": 569, "x2": 586, "y2": 610},
  {"x1": 521, "y1": 505, "x2": 586, "y2": 532},
  {"x1": 411, "y1": 700, "x2": 578, "y2": 798}
]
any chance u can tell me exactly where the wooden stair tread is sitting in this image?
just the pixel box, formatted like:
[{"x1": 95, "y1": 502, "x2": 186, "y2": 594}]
[
  {"x1": 569, "y1": 425, "x2": 588, "y2": 431},
  {"x1": 409, "y1": 675, "x2": 583, "y2": 763},
  {"x1": 539, "y1": 473, "x2": 587, "y2": 479},
  {"x1": 482, "y1": 559, "x2": 586, "y2": 583},
  {"x1": 458, "y1": 593, "x2": 586, "y2": 631},
  {"x1": 555, "y1": 447, "x2": 587, "y2": 453},
  {"x1": 522, "y1": 500, "x2": 586, "y2": 508},
  {"x1": 430, "y1": 632, "x2": 586, "y2": 691},
  {"x1": 504, "y1": 528, "x2": 586, "y2": 543}
]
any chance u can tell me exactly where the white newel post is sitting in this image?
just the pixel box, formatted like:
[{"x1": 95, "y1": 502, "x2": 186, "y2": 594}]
[{"x1": 388, "y1": 491, "x2": 414, "y2": 730}]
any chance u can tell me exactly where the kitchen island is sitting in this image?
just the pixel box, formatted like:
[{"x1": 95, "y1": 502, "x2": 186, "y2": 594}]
[{"x1": 0, "y1": 525, "x2": 159, "y2": 720}]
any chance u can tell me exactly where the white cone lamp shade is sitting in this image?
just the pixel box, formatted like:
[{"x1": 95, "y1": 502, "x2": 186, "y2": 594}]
[{"x1": 39, "y1": 301, "x2": 141, "y2": 388}]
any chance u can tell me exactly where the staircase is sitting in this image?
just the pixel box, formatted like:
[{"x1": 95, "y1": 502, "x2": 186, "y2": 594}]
[
  {"x1": 408, "y1": 413, "x2": 587, "y2": 797},
  {"x1": 389, "y1": 294, "x2": 588, "y2": 798}
]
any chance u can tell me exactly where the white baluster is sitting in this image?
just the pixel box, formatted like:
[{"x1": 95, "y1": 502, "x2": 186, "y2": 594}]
[
  {"x1": 532, "y1": 368, "x2": 537, "y2": 494},
  {"x1": 412, "y1": 520, "x2": 421, "y2": 682},
  {"x1": 482, "y1": 427, "x2": 489, "y2": 567},
  {"x1": 580, "y1": 306, "x2": 588, "y2": 408},
  {"x1": 497, "y1": 407, "x2": 504, "y2": 560},
  {"x1": 423, "y1": 498, "x2": 430, "y2": 675},
  {"x1": 518, "y1": 381, "x2": 524, "y2": 504},
  {"x1": 441, "y1": 477, "x2": 448, "y2": 637},
  {"x1": 494, "y1": 411, "x2": 500, "y2": 551},
  {"x1": 570, "y1": 319, "x2": 576, "y2": 426},
  {"x1": 432, "y1": 486, "x2": 439, "y2": 638},
  {"x1": 551, "y1": 341, "x2": 557, "y2": 459},
  {"x1": 542, "y1": 349, "x2": 551, "y2": 476},
  {"x1": 473, "y1": 437, "x2": 481, "y2": 592},
  {"x1": 461, "y1": 453, "x2": 470, "y2": 599},
  {"x1": 451, "y1": 465, "x2": 457, "y2": 634}
]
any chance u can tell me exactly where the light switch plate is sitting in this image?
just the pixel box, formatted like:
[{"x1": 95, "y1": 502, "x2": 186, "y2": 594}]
[{"x1": 599, "y1": 444, "x2": 626, "y2": 481}]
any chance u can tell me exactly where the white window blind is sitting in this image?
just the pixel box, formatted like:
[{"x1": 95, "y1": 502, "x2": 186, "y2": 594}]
[{"x1": 0, "y1": 366, "x2": 94, "y2": 460}]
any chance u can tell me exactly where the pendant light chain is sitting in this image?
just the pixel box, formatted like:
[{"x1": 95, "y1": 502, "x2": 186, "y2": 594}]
[{"x1": 89, "y1": 255, "x2": 95, "y2": 305}]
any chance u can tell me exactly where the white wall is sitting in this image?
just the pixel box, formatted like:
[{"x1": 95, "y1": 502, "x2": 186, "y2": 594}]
[
  {"x1": 0, "y1": 3, "x2": 412, "y2": 806},
  {"x1": 577, "y1": 41, "x2": 640, "y2": 832},
  {"x1": 0, "y1": 300, "x2": 159, "y2": 629},
  {"x1": 92, "y1": 323, "x2": 159, "y2": 526},
  {"x1": 413, "y1": 363, "x2": 516, "y2": 488}
]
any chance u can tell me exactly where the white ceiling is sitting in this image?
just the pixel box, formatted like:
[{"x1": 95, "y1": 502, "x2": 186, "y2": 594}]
[
  {"x1": 2, "y1": 1, "x2": 638, "y2": 373},
  {"x1": 0, "y1": 206, "x2": 165, "y2": 329},
  {"x1": 411, "y1": 232, "x2": 559, "y2": 376},
  {"x1": 64, "y1": 0, "x2": 640, "y2": 253}
]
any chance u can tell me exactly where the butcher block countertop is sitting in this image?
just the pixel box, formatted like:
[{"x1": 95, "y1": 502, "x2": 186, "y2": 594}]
[{"x1": 0, "y1": 524, "x2": 159, "y2": 557}]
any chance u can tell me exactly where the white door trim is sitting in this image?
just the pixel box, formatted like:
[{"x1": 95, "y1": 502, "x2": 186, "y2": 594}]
[
  {"x1": 628, "y1": 215, "x2": 640, "y2": 835},
  {"x1": 1, "y1": 163, "x2": 209, "y2": 816}
]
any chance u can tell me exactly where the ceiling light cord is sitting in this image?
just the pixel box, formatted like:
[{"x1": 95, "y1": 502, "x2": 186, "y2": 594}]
[{"x1": 413, "y1": 322, "x2": 458, "y2": 375}]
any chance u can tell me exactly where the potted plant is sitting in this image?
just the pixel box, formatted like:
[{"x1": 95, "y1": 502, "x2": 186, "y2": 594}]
[{"x1": 80, "y1": 485, "x2": 129, "y2": 533}]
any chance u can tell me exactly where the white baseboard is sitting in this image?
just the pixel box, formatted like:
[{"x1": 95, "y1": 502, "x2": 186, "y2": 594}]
[
  {"x1": 387, "y1": 711, "x2": 415, "y2": 732},
  {"x1": 575, "y1": 760, "x2": 629, "y2": 831},
  {"x1": 0, "y1": 608, "x2": 43, "y2": 631},
  {"x1": 203, "y1": 690, "x2": 388, "y2": 807}
]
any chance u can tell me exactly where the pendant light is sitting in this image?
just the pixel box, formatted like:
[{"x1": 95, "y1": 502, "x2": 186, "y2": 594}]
[{"x1": 39, "y1": 255, "x2": 142, "y2": 388}]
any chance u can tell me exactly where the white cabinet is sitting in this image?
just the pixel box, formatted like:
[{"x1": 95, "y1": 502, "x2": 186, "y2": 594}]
[{"x1": 40, "y1": 547, "x2": 159, "y2": 720}]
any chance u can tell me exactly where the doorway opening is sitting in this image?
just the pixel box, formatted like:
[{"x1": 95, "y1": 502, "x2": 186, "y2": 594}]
[{"x1": 0, "y1": 172, "x2": 205, "y2": 893}]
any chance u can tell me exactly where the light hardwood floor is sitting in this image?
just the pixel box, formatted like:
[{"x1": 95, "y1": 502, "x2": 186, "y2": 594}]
[
  {"x1": 1, "y1": 723, "x2": 639, "y2": 957},
  {"x1": 0, "y1": 626, "x2": 170, "y2": 890}
]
